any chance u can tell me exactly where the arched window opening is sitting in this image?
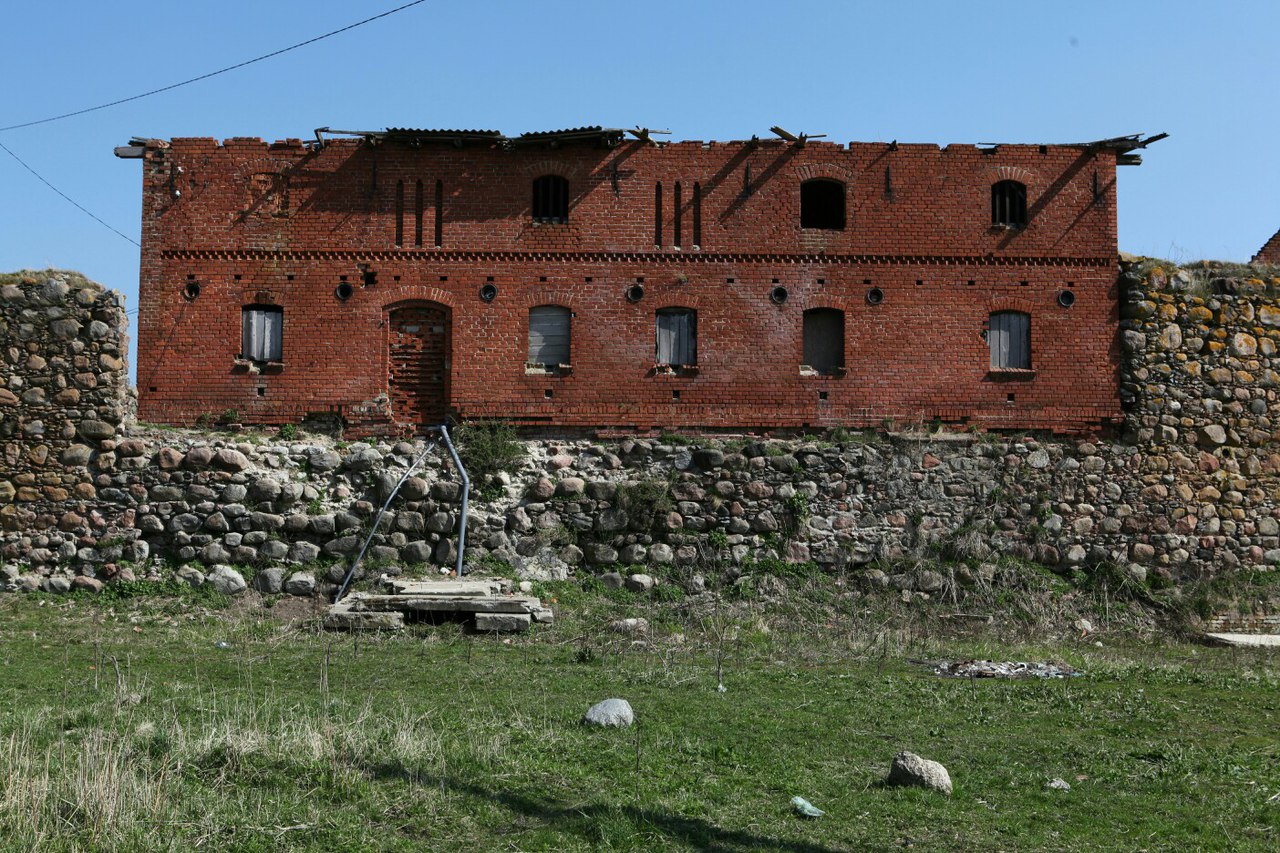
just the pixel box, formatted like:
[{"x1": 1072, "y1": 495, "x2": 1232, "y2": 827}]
[
  {"x1": 532, "y1": 175, "x2": 569, "y2": 223},
  {"x1": 991, "y1": 180, "x2": 1028, "y2": 228}
]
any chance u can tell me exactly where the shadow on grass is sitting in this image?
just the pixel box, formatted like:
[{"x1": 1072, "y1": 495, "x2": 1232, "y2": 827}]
[{"x1": 366, "y1": 761, "x2": 843, "y2": 851}]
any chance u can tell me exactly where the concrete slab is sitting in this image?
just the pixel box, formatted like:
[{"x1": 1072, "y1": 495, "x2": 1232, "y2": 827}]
[
  {"x1": 1204, "y1": 633, "x2": 1280, "y2": 648},
  {"x1": 386, "y1": 579, "x2": 502, "y2": 596},
  {"x1": 475, "y1": 612, "x2": 531, "y2": 632},
  {"x1": 324, "y1": 608, "x2": 405, "y2": 631}
]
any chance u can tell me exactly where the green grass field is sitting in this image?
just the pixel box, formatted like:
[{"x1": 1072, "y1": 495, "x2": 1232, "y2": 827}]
[{"x1": 0, "y1": 583, "x2": 1276, "y2": 851}]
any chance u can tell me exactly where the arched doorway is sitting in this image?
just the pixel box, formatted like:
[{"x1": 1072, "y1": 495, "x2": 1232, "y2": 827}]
[{"x1": 386, "y1": 301, "x2": 451, "y2": 428}]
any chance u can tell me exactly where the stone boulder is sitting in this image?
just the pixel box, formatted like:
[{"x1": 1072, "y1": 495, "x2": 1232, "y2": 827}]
[
  {"x1": 583, "y1": 698, "x2": 634, "y2": 727},
  {"x1": 206, "y1": 565, "x2": 247, "y2": 596},
  {"x1": 886, "y1": 751, "x2": 952, "y2": 795}
]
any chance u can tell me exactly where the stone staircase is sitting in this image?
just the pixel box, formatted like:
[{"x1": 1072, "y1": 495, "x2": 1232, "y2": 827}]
[{"x1": 325, "y1": 575, "x2": 553, "y2": 633}]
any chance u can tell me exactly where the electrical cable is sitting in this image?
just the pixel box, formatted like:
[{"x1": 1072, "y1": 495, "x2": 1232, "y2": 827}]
[
  {"x1": 0, "y1": 0, "x2": 429, "y2": 133},
  {"x1": 0, "y1": 140, "x2": 140, "y2": 247}
]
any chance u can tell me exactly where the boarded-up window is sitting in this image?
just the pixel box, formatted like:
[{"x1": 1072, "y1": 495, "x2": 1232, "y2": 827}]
[
  {"x1": 656, "y1": 308, "x2": 697, "y2": 367},
  {"x1": 991, "y1": 180, "x2": 1027, "y2": 228},
  {"x1": 532, "y1": 175, "x2": 569, "y2": 223},
  {"x1": 528, "y1": 305, "x2": 571, "y2": 367},
  {"x1": 803, "y1": 308, "x2": 844, "y2": 373},
  {"x1": 241, "y1": 305, "x2": 283, "y2": 362},
  {"x1": 800, "y1": 179, "x2": 845, "y2": 230},
  {"x1": 988, "y1": 311, "x2": 1030, "y2": 370}
]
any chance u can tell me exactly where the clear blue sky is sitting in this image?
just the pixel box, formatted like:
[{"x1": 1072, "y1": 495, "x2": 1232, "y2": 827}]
[{"x1": 2, "y1": 0, "x2": 1277, "y2": 358}]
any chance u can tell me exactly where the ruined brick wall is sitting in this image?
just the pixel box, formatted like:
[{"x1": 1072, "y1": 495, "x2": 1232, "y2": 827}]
[
  {"x1": 0, "y1": 272, "x2": 131, "y2": 524},
  {"x1": 131, "y1": 135, "x2": 1123, "y2": 435},
  {"x1": 1254, "y1": 228, "x2": 1280, "y2": 265}
]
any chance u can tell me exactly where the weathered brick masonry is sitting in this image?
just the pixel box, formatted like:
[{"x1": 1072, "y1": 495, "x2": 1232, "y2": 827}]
[{"x1": 124, "y1": 128, "x2": 1142, "y2": 434}]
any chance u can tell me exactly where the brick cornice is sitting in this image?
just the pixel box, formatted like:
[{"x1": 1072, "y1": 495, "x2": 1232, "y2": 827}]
[{"x1": 160, "y1": 248, "x2": 1116, "y2": 269}]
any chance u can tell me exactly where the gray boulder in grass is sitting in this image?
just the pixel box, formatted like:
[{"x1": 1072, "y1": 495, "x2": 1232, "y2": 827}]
[
  {"x1": 887, "y1": 751, "x2": 952, "y2": 795},
  {"x1": 583, "y1": 698, "x2": 634, "y2": 727}
]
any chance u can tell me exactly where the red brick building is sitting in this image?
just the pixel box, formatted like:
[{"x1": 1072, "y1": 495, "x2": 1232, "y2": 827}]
[{"x1": 118, "y1": 127, "x2": 1160, "y2": 434}]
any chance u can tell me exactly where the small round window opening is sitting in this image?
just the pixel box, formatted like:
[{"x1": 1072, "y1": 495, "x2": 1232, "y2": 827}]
[
  {"x1": 626, "y1": 284, "x2": 645, "y2": 303},
  {"x1": 182, "y1": 281, "x2": 201, "y2": 300},
  {"x1": 1057, "y1": 289, "x2": 1077, "y2": 308},
  {"x1": 770, "y1": 285, "x2": 789, "y2": 305},
  {"x1": 865, "y1": 287, "x2": 885, "y2": 305},
  {"x1": 479, "y1": 283, "x2": 498, "y2": 303},
  {"x1": 334, "y1": 282, "x2": 354, "y2": 301}
]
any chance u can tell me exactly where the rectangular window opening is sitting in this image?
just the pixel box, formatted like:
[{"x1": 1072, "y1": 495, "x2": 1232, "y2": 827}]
[
  {"x1": 656, "y1": 308, "x2": 697, "y2": 368},
  {"x1": 528, "y1": 305, "x2": 571, "y2": 372},
  {"x1": 988, "y1": 311, "x2": 1031, "y2": 371},
  {"x1": 241, "y1": 305, "x2": 283, "y2": 362},
  {"x1": 803, "y1": 308, "x2": 846, "y2": 375}
]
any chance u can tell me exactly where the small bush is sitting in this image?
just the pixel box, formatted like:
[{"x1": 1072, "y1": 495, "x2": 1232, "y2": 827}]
[
  {"x1": 615, "y1": 478, "x2": 673, "y2": 527},
  {"x1": 278, "y1": 423, "x2": 299, "y2": 441},
  {"x1": 454, "y1": 419, "x2": 524, "y2": 481}
]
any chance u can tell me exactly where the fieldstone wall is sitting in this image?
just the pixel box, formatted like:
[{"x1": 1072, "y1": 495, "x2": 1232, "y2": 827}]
[
  {"x1": 1, "y1": 273, "x2": 130, "y2": 530},
  {"x1": 3, "y1": 263, "x2": 1280, "y2": 596}
]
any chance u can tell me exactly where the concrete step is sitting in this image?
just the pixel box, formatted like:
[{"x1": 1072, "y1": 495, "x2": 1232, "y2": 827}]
[
  {"x1": 384, "y1": 578, "x2": 504, "y2": 596},
  {"x1": 328, "y1": 575, "x2": 554, "y2": 633},
  {"x1": 1204, "y1": 632, "x2": 1280, "y2": 648},
  {"x1": 324, "y1": 606, "x2": 405, "y2": 632},
  {"x1": 349, "y1": 592, "x2": 546, "y2": 615}
]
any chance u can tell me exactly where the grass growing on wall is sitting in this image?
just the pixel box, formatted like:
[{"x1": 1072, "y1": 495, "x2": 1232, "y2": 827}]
[{"x1": 0, "y1": 588, "x2": 1277, "y2": 851}]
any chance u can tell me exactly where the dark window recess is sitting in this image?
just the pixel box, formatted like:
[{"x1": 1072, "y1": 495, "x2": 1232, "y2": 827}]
[
  {"x1": 414, "y1": 179, "x2": 424, "y2": 247},
  {"x1": 656, "y1": 308, "x2": 697, "y2": 367},
  {"x1": 434, "y1": 179, "x2": 443, "y2": 247},
  {"x1": 528, "y1": 305, "x2": 571, "y2": 368},
  {"x1": 673, "y1": 181, "x2": 683, "y2": 248},
  {"x1": 693, "y1": 182, "x2": 702, "y2": 247},
  {"x1": 532, "y1": 175, "x2": 569, "y2": 223},
  {"x1": 241, "y1": 305, "x2": 283, "y2": 362},
  {"x1": 395, "y1": 179, "x2": 404, "y2": 246},
  {"x1": 654, "y1": 182, "x2": 663, "y2": 246},
  {"x1": 803, "y1": 308, "x2": 845, "y2": 374},
  {"x1": 988, "y1": 311, "x2": 1030, "y2": 370},
  {"x1": 800, "y1": 179, "x2": 845, "y2": 230},
  {"x1": 991, "y1": 180, "x2": 1028, "y2": 228}
]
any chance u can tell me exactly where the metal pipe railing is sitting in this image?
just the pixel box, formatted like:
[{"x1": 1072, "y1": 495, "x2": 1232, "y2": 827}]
[
  {"x1": 435, "y1": 424, "x2": 470, "y2": 577},
  {"x1": 332, "y1": 423, "x2": 472, "y2": 602},
  {"x1": 334, "y1": 439, "x2": 437, "y2": 602}
]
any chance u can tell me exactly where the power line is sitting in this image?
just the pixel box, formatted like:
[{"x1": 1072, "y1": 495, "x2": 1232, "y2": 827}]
[
  {"x1": 0, "y1": 0, "x2": 430, "y2": 133},
  {"x1": 0, "y1": 140, "x2": 140, "y2": 247}
]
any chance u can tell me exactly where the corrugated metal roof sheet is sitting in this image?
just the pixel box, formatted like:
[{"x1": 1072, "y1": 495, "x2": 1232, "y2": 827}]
[{"x1": 385, "y1": 128, "x2": 504, "y2": 138}]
